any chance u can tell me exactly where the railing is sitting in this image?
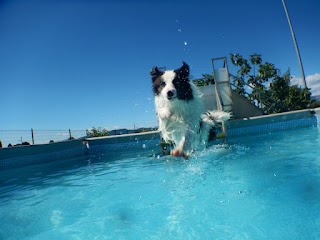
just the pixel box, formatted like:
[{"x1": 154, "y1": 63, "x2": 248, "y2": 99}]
[
  {"x1": 0, "y1": 129, "x2": 86, "y2": 148},
  {"x1": 229, "y1": 73, "x2": 284, "y2": 114}
]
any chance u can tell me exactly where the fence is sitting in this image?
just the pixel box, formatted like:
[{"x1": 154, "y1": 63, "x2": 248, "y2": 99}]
[{"x1": 0, "y1": 129, "x2": 87, "y2": 148}]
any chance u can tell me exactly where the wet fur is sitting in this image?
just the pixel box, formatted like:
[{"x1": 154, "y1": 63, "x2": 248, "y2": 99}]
[{"x1": 151, "y1": 62, "x2": 230, "y2": 157}]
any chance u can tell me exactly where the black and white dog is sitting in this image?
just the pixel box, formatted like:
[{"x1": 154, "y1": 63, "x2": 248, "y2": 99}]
[{"x1": 151, "y1": 62, "x2": 230, "y2": 158}]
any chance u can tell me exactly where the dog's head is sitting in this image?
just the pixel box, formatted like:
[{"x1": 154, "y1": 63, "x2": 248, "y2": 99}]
[{"x1": 150, "y1": 62, "x2": 194, "y2": 101}]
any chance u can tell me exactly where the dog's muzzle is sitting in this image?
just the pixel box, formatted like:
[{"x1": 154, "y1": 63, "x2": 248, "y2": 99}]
[{"x1": 167, "y1": 90, "x2": 176, "y2": 100}]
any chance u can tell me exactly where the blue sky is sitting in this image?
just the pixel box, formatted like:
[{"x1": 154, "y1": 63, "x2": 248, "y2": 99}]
[{"x1": 1, "y1": 0, "x2": 319, "y2": 130}]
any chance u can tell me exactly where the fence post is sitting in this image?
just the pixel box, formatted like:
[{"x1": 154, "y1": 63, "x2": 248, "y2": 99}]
[
  {"x1": 31, "y1": 128, "x2": 35, "y2": 145},
  {"x1": 69, "y1": 129, "x2": 72, "y2": 140}
]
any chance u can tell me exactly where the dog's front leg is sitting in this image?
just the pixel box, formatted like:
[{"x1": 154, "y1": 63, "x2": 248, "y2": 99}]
[
  {"x1": 157, "y1": 107, "x2": 172, "y2": 119},
  {"x1": 170, "y1": 126, "x2": 194, "y2": 159},
  {"x1": 170, "y1": 136, "x2": 189, "y2": 159}
]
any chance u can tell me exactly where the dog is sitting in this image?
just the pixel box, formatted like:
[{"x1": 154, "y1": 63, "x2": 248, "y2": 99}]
[{"x1": 150, "y1": 62, "x2": 230, "y2": 158}]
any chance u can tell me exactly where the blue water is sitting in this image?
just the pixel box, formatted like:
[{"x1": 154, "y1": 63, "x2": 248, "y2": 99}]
[{"x1": 1, "y1": 127, "x2": 320, "y2": 239}]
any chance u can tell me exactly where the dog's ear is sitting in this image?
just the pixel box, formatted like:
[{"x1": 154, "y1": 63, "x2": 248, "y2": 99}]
[
  {"x1": 178, "y1": 62, "x2": 190, "y2": 77},
  {"x1": 150, "y1": 67, "x2": 163, "y2": 81}
]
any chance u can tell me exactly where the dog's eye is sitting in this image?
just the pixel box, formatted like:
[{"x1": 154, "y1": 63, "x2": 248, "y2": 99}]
[{"x1": 161, "y1": 82, "x2": 166, "y2": 86}]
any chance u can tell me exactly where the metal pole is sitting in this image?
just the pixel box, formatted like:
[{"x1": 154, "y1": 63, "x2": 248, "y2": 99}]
[
  {"x1": 282, "y1": 0, "x2": 307, "y2": 89},
  {"x1": 69, "y1": 129, "x2": 72, "y2": 140},
  {"x1": 31, "y1": 128, "x2": 35, "y2": 145}
]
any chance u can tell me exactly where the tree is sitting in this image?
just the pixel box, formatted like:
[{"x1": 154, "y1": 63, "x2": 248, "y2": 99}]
[
  {"x1": 265, "y1": 70, "x2": 291, "y2": 113},
  {"x1": 229, "y1": 53, "x2": 315, "y2": 114},
  {"x1": 193, "y1": 74, "x2": 215, "y2": 87},
  {"x1": 86, "y1": 127, "x2": 109, "y2": 138}
]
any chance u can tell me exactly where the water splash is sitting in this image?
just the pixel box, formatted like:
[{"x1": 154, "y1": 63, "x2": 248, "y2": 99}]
[{"x1": 175, "y1": 19, "x2": 192, "y2": 61}]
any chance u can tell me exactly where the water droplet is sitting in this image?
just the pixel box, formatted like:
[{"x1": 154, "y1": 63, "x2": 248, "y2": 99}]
[
  {"x1": 142, "y1": 144, "x2": 146, "y2": 149},
  {"x1": 184, "y1": 41, "x2": 188, "y2": 46}
]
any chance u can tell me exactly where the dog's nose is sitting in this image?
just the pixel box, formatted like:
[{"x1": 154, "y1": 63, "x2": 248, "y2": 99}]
[{"x1": 167, "y1": 90, "x2": 175, "y2": 99}]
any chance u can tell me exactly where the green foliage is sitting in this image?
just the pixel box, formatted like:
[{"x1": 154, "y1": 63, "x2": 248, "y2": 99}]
[
  {"x1": 231, "y1": 75, "x2": 246, "y2": 96},
  {"x1": 229, "y1": 53, "x2": 315, "y2": 114},
  {"x1": 193, "y1": 74, "x2": 215, "y2": 87},
  {"x1": 86, "y1": 127, "x2": 109, "y2": 138},
  {"x1": 249, "y1": 53, "x2": 262, "y2": 65}
]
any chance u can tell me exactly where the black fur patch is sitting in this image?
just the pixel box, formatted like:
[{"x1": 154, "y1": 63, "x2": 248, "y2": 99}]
[
  {"x1": 173, "y1": 62, "x2": 193, "y2": 100},
  {"x1": 150, "y1": 67, "x2": 165, "y2": 96},
  {"x1": 173, "y1": 73, "x2": 193, "y2": 100},
  {"x1": 150, "y1": 62, "x2": 194, "y2": 100}
]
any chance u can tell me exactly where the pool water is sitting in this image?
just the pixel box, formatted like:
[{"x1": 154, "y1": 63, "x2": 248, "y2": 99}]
[{"x1": 1, "y1": 127, "x2": 320, "y2": 239}]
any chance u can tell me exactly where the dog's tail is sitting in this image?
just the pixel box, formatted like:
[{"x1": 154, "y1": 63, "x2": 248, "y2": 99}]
[
  {"x1": 198, "y1": 110, "x2": 231, "y2": 146},
  {"x1": 201, "y1": 110, "x2": 231, "y2": 126}
]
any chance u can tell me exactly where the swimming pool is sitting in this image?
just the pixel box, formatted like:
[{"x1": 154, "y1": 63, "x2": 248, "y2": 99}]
[{"x1": 1, "y1": 124, "x2": 320, "y2": 239}]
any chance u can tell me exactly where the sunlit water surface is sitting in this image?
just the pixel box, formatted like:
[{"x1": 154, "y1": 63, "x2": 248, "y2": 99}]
[{"x1": 1, "y1": 127, "x2": 320, "y2": 239}]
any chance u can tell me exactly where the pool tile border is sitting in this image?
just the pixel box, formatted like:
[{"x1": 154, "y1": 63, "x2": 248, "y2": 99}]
[{"x1": 226, "y1": 109, "x2": 318, "y2": 137}]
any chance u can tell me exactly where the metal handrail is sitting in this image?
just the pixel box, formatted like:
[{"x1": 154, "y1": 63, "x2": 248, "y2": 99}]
[{"x1": 229, "y1": 74, "x2": 284, "y2": 113}]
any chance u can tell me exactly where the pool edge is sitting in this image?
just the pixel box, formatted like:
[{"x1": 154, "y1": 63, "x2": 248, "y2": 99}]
[{"x1": 1, "y1": 108, "x2": 319, "y2": 170}]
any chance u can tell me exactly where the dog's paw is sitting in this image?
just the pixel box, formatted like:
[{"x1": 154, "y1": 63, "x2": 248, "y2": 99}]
[{"x1": 170, "y1": 149, "x2": 189, "y2": 160}]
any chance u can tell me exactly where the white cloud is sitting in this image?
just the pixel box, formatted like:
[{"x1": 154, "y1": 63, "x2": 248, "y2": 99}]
[{"x1": 291, "y1": 73, "x2": 320, "y2": 96}]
